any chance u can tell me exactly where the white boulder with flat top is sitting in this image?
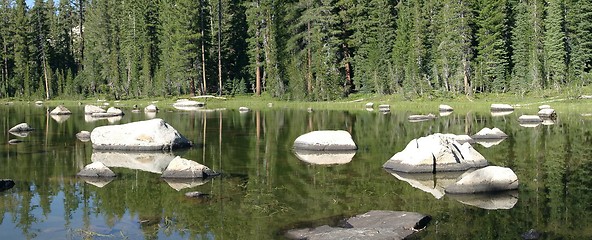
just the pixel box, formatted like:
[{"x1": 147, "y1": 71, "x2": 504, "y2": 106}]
[
  {"x1": 383, "y1": 133, "x2": 488, "y2": 173},
  {"x1": 90, "y1": 118, "x2": 192, "y2": 151},
  {"x1": 293, "y1": 130, "x2": 357, "y2": 151},
  {"x1": 445, "y1": 166, "x2": 519, "y2": 194}
]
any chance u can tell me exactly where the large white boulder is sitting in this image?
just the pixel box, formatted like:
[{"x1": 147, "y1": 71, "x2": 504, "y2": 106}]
[
  {"x1": 77, "y1": 162, "x2": 116, "y2": 178},
  {"x1": 90, "y1": 118, "x2": 193, "y2": 151},
  {"x1": 161, "y1": 156, "x2": 218, "y2": 178},
  {"x1": 472, "y1": 127, "x2": 508, "y2": 139},
  {"x1": 445, "y1": 166, "x2": 519, "y2": 194},
  {"x1": 383, "y1": 133, "x2": 488, "y2": 173},
  {"x1": 293, "y1": 130, "x2": 357, "y2": 151}
]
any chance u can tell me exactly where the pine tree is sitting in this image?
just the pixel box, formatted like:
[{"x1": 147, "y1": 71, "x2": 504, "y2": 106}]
[
  {"x1": 566, "y1": 0, "x2": 592, "y2": 87},
  {"x1": 13, "y1": 0, "x2": 29, "y2": 97},
  {"x1": 510, "y1": 0, "x2": 544, "y2": 94},
  {"x1": 543, "y1": 0, "x2": 567, "y2": 89},
  {"x1": 475, "y1": 0, "x2": 510, "y2": 93},
  {"x1": 0, "y1": 0, "x2": 14, "y2": 97}
]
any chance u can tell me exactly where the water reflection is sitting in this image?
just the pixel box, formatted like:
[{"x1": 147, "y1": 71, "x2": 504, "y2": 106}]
[
  {"x1": 163, "y1": 177, "x2": 213, "y2": 191},
  {"x1": 447, "y1": 190, "x2": 519, "y2": 210},
  {"x1": 293, "y1": 149, "x2": 356, "y2": 165},
  {"x1": 386, "y1": 169, "x2": 467, "y2": 199},
  {"x1": 50, "y1": 114, "x2": 70, "y2": 123},
  {"x1": 91, "y1": 151, "x2": 176, "y2": 174},
  {"x1": 0, "y1": 105, "x2": 591, "y2": 239}
]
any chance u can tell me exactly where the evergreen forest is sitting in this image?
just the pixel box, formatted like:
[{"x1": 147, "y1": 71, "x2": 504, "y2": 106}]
[{"x1": 1, "y1": 0, "x2": 591, "y2": 101}]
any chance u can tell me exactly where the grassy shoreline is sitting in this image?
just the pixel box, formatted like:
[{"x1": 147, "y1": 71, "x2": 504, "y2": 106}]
[{"x1": 2, "y1": 90, "x2": 592, "y2": 114}]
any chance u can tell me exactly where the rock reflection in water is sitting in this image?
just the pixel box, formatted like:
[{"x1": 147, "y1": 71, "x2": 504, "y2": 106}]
[
  {"x1": 79, "y1": 176, "x2": 114, "y2": 188},
  {"x1": 475, "y1": 138, "x2": 505, "y2": 148},
  {"x1": 163, "y1": 177, "x2": 213, "y2": 191},
  {"x1": 447, "y1": 190, "x2": 518, "y2": 210},
  {"x1": 84, "y1": 114, "x2": 123, "y2": 123},
  {"x1": 91, "y1": 151, "x2": 176, "y2": 174},
  {"x1": 385, "y1": 169, "x2": 468, "y2": 199},
  {"x1": 491, "y1": 111, "x2": 513, "y2": 117},
  {"x1": 293, "y1": 149, "x2": 356, "y2": 165},
  {"x1": 50, "y1": 114, "x2": 70, "y2": 123}
]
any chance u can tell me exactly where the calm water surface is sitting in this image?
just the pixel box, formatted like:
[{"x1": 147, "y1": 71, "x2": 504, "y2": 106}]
[{"x1": 0, "y1": 103, "x2": 591, "y2": 239}]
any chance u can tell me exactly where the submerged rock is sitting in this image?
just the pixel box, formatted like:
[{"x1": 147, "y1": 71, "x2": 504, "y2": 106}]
[
  {"x1": 285, "y1": 210, "x2": 431, "y2": 240},
  {"x1": 383, "y1": 133, "x2": 488, "y2": 173},
  {"x1": 293, "y1": 130, "x2": 357, "y2": 151},
  {"x1": 445, "y1": 166, "x2": 519, "y2": 194},
  {"x1": 90, "y1": 118, "x2": 193, "y2": 151}
]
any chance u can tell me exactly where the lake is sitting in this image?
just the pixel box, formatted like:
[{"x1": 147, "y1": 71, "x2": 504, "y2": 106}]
[{"x1": 0, "y1": 103, "x2": 591, "y2": 239}]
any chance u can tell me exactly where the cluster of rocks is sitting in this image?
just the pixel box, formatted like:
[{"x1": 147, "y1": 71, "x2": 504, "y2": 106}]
[
  {"x1": 491, "y1": 103, "x2": 558, "y2": 127},
  {"x1": 77, "y1": 118, "x2": 219, "y2": 191}
]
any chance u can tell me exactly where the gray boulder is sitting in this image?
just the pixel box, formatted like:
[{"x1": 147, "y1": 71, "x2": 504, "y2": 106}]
[
  {"x1": 285, "y1": 210, "x2": 431, "y2": 240},
  {"x1": 383, "y1": 133, "x2": 488, "y2": 173},
  {"x1": 49, "y1": 105, "x2": 72, "y2": 115},
  {"x1": 293, "y1": 130, "x2": 357, "y2": 151},
  {"x1": 161, "y1": 156, "x2": 218, "y2": 178},
  {"x1": 9, "y1": 123, "x2": 34, "y2": 133},
  {"x1": 445, "y1": 166, "x2": 519, "y2": 194},
  {"x1": 77, "y1": 162, "x2": 116, "y2": 178},
  {"x1": 90, "y1": 118, "x2": 193, "y2": 151},
  {"x1": 84, "y1": 105, "x2": 106, "y2": 115}
]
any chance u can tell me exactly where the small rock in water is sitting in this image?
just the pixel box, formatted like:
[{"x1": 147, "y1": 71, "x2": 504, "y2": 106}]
[
  {"x1": 185, "y1": 191, "x2": 210, "y2": 198},
  {"x1": 521, "y1": 229, "x2": 542, "y2": 240}
]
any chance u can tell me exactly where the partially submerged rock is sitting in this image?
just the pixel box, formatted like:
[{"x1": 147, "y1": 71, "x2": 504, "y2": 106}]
[
  {"x1": 518, "y1": 115, "x2": 542, "y2": 123},
  {"x1": 472, "y1": 127, "x2": 508, "y2": 139},
  {"x1": 285, "y1": 210, "x2": 431, "y2": 240},
  {"x1": 91, "y1": 107, "x2": 124, "y2": 117},
  {"x1": 144, "y1": 104, "x2": 158, "y2": 113},
  {"x1": 439, "y1": 104, "x2": 453, "y2": 112},
  {"x1": 76, "y1": 131, "x2": 91, "y2": 142},
  {"x1": 239, "y1": 107, "x2": 250, "y2": 112},
  {"x1": 49, "y1": 105, "x2": 72, "y2": 115},
  {"x1": 85, "y1": 105, "x2": 106, "y2": 115},
  {"x1": 161, "y1": 156, "x2": 219, "y2": 178},
  {"x1": 378, "y1": 104, "x2": 390, "y2": 113},
  {"x1": 491, "y1": 104, "x2": 514, "y2": 111},
  {"x1": 90, "y1": 118, "x2": 193, "y2": 151},
  {"x1": 293, "y1": 149, "x2": 356, "y2": 165},
  {"x1": 408, "y1": 113, "x2": 436, "y2": 122},
  {"x1": 8, "y1": 123, "x2": 34, "y2": 133},
  {"x1": 293, "y1": 130, "x2": 357, "y2": 151},
  {"x1": 173, "y1": 100, "x2": 205, "y2": 108},
  {"x1": 365, "y1": 102, "x2": 374, "y2": 108},
  {"x1": 77, "y1": 162, "x2": 116, "y2": 178},
  {"x1": 383, "y1": 133, "x2": 488, "y2": 173},
  {"x1": 0, "y1": 179, "x2": 15, "y2": 192},
  {"x1": 538, "y1": 108, "x2": 556, "y2": 119},
  {"x1": 445, "y1": 166, "x2": 519, "y2": 194}
]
